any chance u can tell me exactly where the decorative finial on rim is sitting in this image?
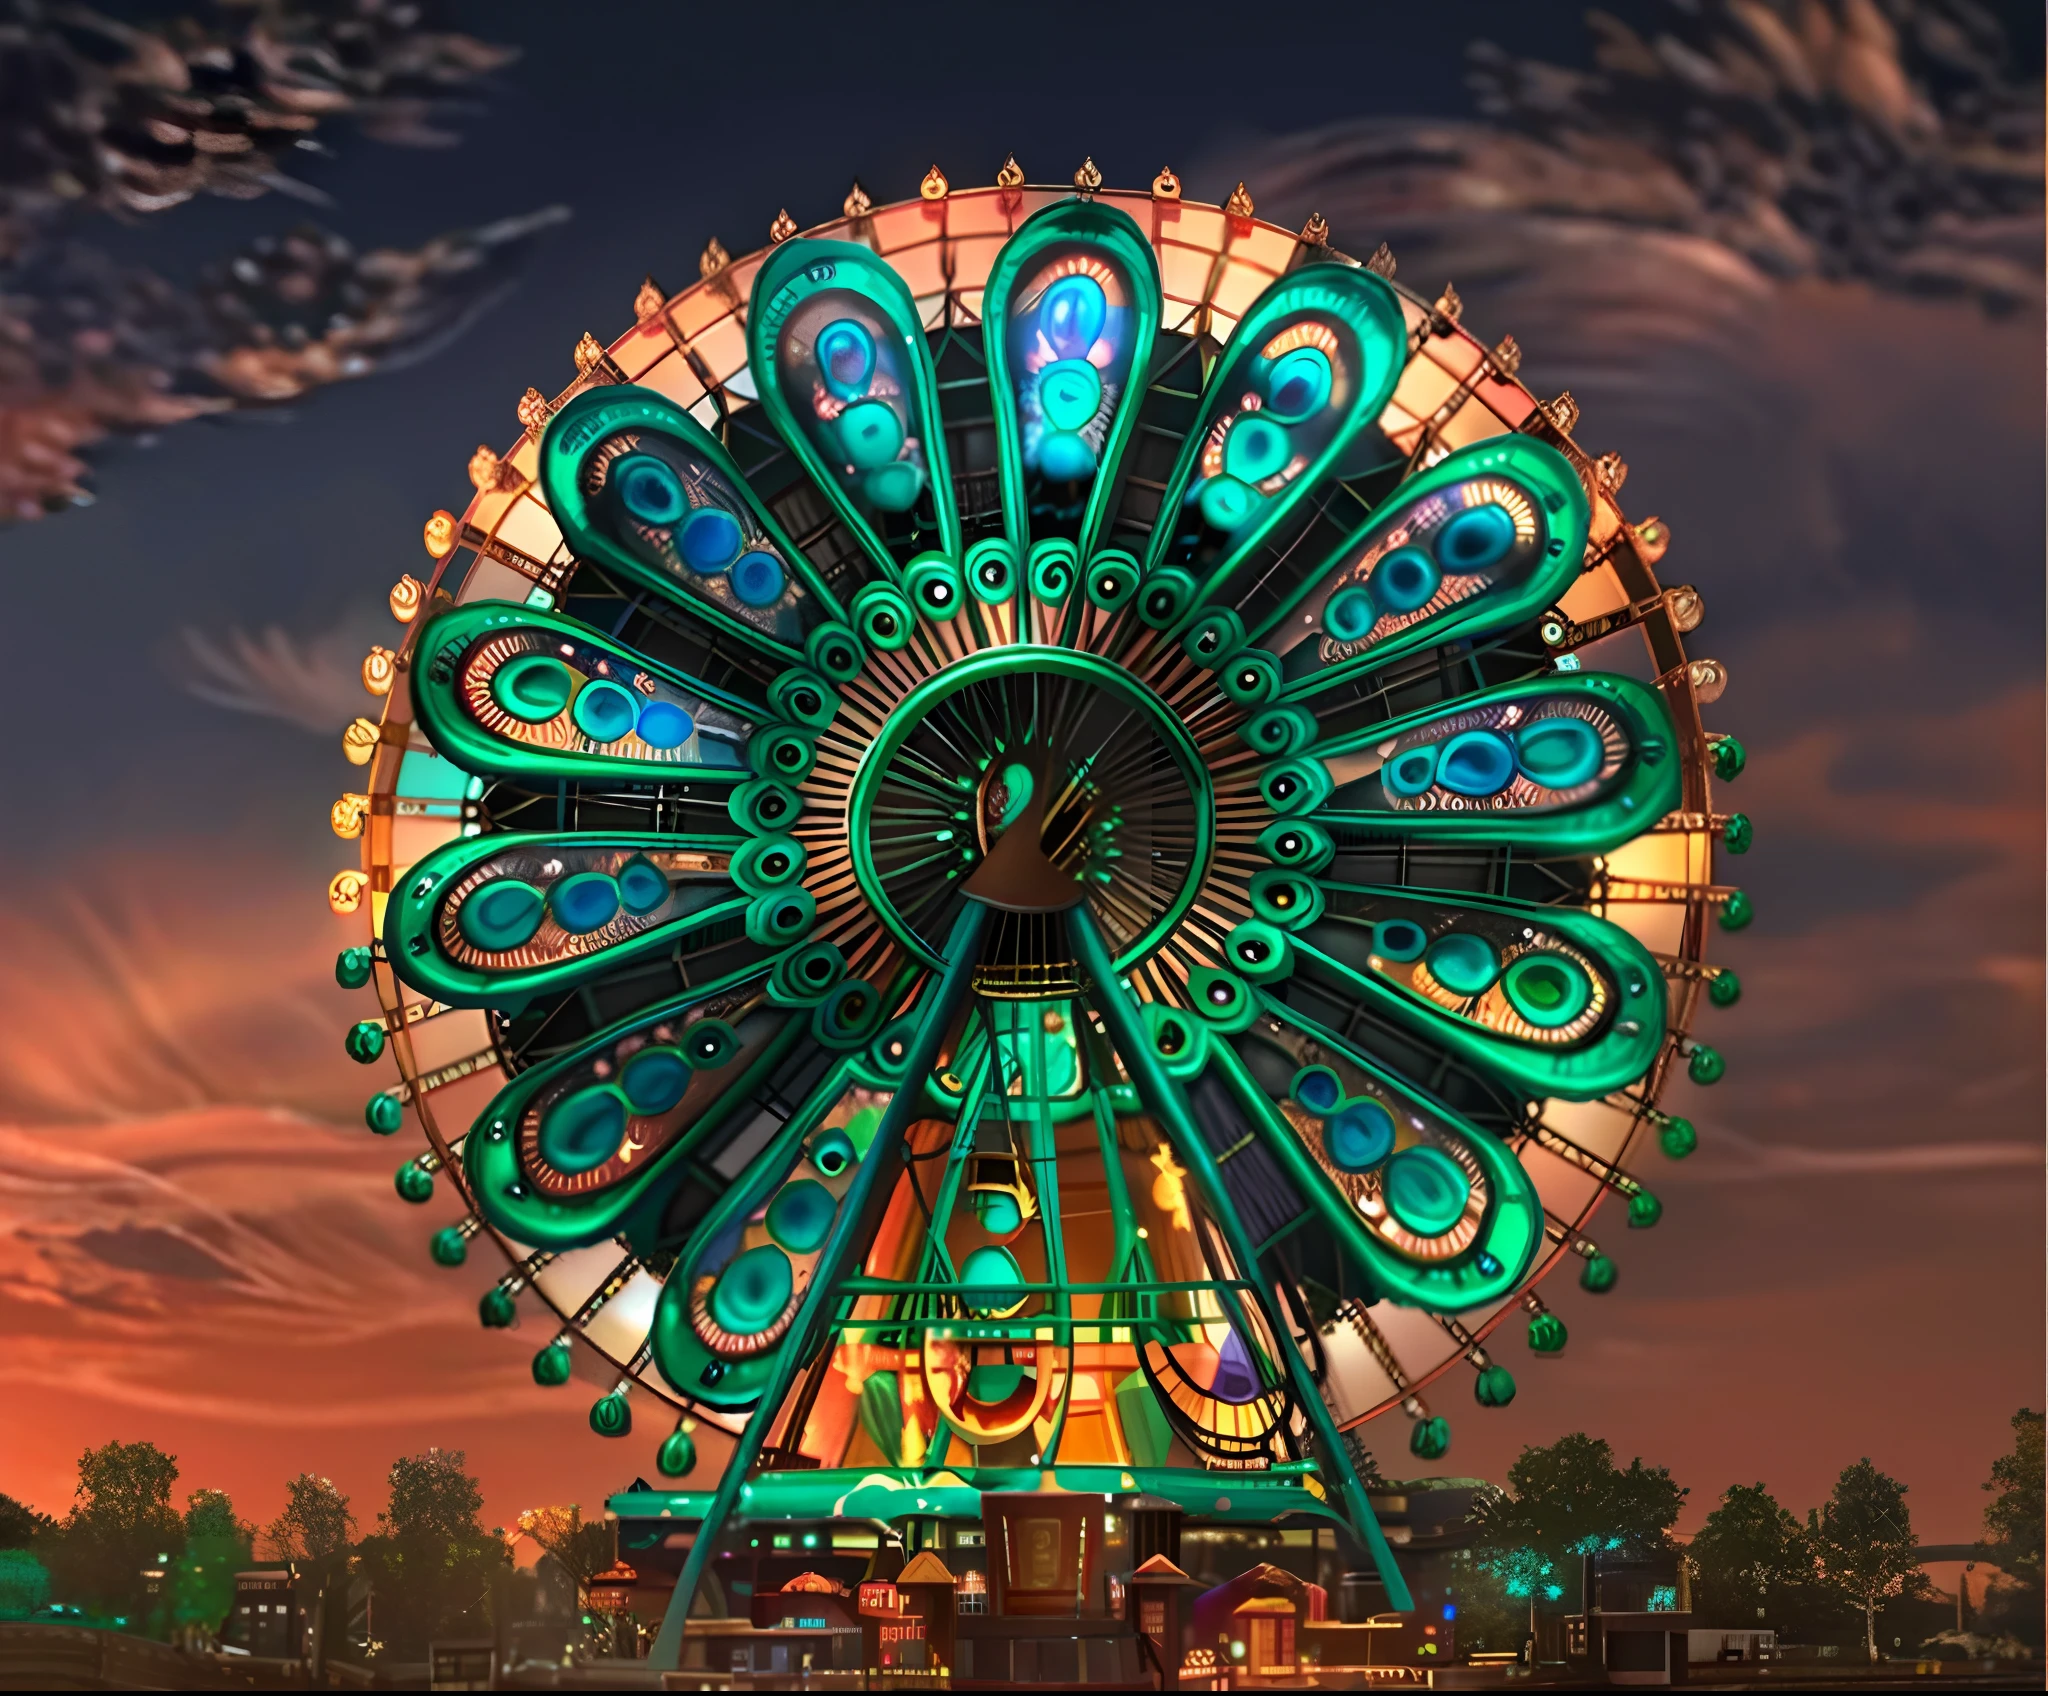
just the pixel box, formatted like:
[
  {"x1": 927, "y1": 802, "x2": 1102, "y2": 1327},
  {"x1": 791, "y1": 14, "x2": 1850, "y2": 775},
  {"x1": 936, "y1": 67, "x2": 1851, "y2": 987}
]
[
  {"x1": 1490, "y1": 335, "x2": 1522, "y2": 378},
  {"x1": 1224, "y1": 181, "x2": 1255, "y2": 219},
  {"x1": 920, "y1": 164, "x2": 949, "y2": 201},
  {"x1": 327, "y1": 869, "x2": 367, "y2": 915},
  {"x1": 572, "y1": 331, "x2": 605, "y2": 373},
  {"x1": 468, "y1": 443, "x2": 518, "y2": 492},
  {"x1": 768, "y1": 208, "x2": 799, "y2": 244},
  {"x1": 361, "y1": 647, "x2": 396, "y2": 697},
  {"x1": 1073, "y1": 156, "x2": 1103, "y2": 194},
  {"x1": 699, "y1": 236, "x2": 731, "y2": 279},
  {"x1": 331, "y1": 794, "x2": 368, "y2": 840},
  {"x1": 1152, "y1": 166, "x2": 1181, "y2": 200},
  {"x1": 341, "y1": 718, "x2": 380, "y2": 767},
  {"x1": 843, "y1": 180, "x2": 872, "y2": 218},
  {"x1": 418, "y1": 512, "x2": 456, "y2": 561},
  {"x1": 1433, "y1": 283, "x2": 1463, "y2": 323},
  {"x1": 633, "y1": 276, "x2": 665, "y2": 321},
  {"x1": 1546, "y1": 391, "x2": 1580, "y2": 435},
  {"x1": 516, "y1": 386, "x2": 551, "y2": 434},
  {"x1": 996, "y1": 154, "x2": 1025, "y2": 190},
  {"x1": 391, "y1": 571, "x2": 427, "y2": 620},
  {"x1": 1686, "y1": 657, "x2": 1729, "y2": 704},
  {"x1": 1366, "y1": 242, "x2": 1396, "y2": 277},
  {"x1": 1299, "y1": 211, "x2": 1330, "y2": 246}
]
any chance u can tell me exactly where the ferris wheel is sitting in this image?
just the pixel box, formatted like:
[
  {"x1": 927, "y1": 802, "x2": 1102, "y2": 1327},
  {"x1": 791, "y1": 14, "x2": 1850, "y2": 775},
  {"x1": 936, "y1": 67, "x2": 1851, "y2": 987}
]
[{"x1": 327, "y1": 158, "x2": 1747, "y2": 1628}]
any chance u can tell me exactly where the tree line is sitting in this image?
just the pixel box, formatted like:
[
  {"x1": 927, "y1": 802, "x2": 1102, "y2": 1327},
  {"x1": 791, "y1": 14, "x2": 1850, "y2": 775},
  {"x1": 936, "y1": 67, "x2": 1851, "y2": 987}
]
[
  {"x1": 0, "y1": 1443, "x2": 617, "y2": 1663},
  {"x1": 1452, "y1": 1408, "x2": 2043, "y2": 1665},
  {"x1": 3, "y1": 1410, "x2": 2038, "y2": 1666}
]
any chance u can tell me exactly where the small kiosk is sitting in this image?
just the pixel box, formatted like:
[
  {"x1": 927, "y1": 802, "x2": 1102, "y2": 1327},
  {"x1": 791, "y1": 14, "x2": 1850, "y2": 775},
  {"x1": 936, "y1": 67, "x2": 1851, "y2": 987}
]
[{"x1": 860, "y1": 1551, "x2": 958, "y2": 1683}]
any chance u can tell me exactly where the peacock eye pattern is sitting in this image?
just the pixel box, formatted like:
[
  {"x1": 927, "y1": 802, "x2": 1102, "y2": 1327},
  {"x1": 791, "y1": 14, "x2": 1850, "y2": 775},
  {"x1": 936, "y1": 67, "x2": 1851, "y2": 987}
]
[{"x1": 333, "y1": 173, "x2": 1747, "y2": 1653}]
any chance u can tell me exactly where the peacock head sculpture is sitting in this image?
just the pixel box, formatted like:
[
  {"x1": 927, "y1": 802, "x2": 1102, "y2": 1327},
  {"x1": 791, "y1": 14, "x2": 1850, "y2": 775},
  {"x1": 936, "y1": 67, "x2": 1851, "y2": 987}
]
[{"x1": 330, "y1": 162, "x2": 1749, "y2": 1648}]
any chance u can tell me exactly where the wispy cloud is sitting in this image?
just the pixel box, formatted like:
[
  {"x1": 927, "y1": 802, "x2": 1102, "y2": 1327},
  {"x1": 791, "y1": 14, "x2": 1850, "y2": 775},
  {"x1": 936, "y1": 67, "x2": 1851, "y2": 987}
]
[
  {"x1": 0, "y1": 1105, "x2": 630, "y2": 1530},
  {"x1": 0, "y1": 842, "x2": 361, "y2": 1125},
  {"x1": 1683, "y1": 1124, "x2": 2040, "y2": 1181},
  {"x1": 169, "y1": 603, "x2": 394, "y2": 735}
]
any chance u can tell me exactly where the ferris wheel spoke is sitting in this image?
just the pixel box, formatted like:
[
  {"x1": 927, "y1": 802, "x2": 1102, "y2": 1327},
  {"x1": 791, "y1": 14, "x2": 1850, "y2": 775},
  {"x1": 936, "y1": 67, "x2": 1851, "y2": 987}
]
[
  {"x1": 981, "y1": 202, "x2": 1162, "y2": 572},
  {"x1": 1278, "y1": 879, "x2": 1669, "y2": 1102},
  {"x1": 747, "y1": 239, "x2": 960, "y2": 583},
  {"x1": 540, "y1": 387, "x2": 847, "y2": 657},
  {"x1": 1140, "y1": 264, "x2": 1409, "y2": 621},
  {"x1": 410, "y1": 600, "x2": 769, "y2": 787},
  {"x1": 462, "y1": 967, "x2": 810, "y2": 1249},
  {"x1": 1241, "y1": 435, "x2": 1591, "y2": 697},
  {"x1": 385, "y1": 829, "x2": 754, "y2": 1008},
  {"x1": 1197, "y1": 1009, "x2": 1541, "y2": 1317},
  {"x1": 1303, "y1": 671, "x2": 1682, "y2": 858}
]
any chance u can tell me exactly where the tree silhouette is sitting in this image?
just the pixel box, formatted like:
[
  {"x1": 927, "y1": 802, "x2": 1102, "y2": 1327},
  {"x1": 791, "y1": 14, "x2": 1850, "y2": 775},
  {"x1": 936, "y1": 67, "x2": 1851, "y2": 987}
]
[
  {"x1": 1469, "y1": 1432, "x2": 1688, "y2": 1612},
  {"x1": 0, "y1": 1495, "x2": 55, "y2": 1551},
  {"x1": 170, "y1": 1488, "x2": 252, "y2": 1639},
  {"x1": 1978, "y1": 1408, "x2": 2045, "y2": 1651},
  {"x1": 354, "y1": 1448, "x2": 508, "y2": 1660},
  {"x1": 50, "y1": 1439, "x2": 183, "y2": 1623},
  {"x1": 1808, "y1": 1459, "x2": 1922, "y2": 1663},
  {"x1": 264, "y1": 1474, "x2": 357, "y2": 1563},
  {"x1": 1690, "y1": 1482, "x2": 1806, "y2": 1627}
]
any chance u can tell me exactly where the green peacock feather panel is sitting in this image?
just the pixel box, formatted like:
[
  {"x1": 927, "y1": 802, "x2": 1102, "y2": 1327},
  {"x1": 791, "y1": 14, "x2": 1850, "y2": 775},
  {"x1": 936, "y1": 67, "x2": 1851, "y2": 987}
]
[{"x1": 330, "y1": 171, "x2": 1749, "y2": 1606}]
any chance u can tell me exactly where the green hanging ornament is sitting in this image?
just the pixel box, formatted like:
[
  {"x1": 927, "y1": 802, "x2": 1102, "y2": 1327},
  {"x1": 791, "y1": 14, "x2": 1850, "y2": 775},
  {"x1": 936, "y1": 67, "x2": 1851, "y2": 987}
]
[
  {"x1": 1409, "y1": 1416, "x2": 1451, "y2": 1460},
  {"x1": 531, "y1": 1340, "x2": 572, "y2": 1387}
]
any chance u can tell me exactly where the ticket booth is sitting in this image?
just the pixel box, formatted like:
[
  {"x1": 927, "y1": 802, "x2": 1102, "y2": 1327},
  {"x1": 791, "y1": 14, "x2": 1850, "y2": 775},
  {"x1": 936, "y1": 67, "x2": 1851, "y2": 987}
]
[
  {"x1": 981, "y1": 1489, "x2": 1106, "y2": 1617},
  {"x1": 1126, "y1": 1553, "x2": 1196, "y2": 1667},
  {"x1": 859, "y1": 1552, "x2": 958, "y2": 1683}
]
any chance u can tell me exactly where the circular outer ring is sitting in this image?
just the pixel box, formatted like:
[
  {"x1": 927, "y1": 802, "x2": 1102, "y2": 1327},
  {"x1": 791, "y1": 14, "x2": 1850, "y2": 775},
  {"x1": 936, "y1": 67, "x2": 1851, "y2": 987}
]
[{"x1": 350, "y1": 177, "x2": 1729, "y2": 1449}]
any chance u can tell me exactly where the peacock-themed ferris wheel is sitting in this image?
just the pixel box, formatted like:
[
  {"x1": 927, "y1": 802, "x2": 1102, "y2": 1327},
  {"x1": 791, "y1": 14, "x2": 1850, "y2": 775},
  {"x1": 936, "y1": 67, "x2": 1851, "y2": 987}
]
[{"x1": 328, "y1": 160, "x2": 1749, "y2": 1631}]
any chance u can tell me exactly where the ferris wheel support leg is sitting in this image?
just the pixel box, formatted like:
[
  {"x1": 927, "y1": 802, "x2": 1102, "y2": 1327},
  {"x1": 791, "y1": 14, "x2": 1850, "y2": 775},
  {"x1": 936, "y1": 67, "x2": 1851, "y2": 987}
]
[
  {"x1": 647, "y1": 899, "x2": 993, "y2": 1672},
  {"x1": 1067, "y1": 907, "x2": 1415, "y2": 1614}
]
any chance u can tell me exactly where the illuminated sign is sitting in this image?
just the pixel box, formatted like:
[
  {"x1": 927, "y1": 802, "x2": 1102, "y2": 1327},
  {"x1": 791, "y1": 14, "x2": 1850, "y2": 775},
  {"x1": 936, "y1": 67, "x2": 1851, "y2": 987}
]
[{"x1": 858, "y1": 1581, "x2": 900, "y2": 1616}]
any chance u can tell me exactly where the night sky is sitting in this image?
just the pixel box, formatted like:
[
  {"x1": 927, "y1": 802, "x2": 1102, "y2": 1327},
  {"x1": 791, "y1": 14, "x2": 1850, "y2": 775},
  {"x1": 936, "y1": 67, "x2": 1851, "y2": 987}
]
[{"x1": 0, "y1": 0, "x2": 2038, "y2": 1555}]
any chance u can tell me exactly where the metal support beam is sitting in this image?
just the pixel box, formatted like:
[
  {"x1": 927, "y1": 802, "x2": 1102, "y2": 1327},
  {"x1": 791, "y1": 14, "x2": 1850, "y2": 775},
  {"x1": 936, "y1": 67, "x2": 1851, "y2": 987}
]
[
  {"x1": 1067, "y1": 907, "x2": 1414, "y2": 1612},
  {"x1": 649, "y1": 899, "x2": 990, "y2": 1670}
]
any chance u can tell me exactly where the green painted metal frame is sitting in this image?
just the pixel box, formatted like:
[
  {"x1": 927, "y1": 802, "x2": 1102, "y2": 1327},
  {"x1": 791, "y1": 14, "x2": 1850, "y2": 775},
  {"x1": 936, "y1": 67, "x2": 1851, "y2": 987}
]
[
  {"x1": 1203, "y1": 1020, "x2": 1542, "y2": 1312},
  {"x1": 1147, "y1": 262, "x2": 1409, "y2": 598},
  {"x1": 980, "y1": 199, "x2": 1163, "y2": 564},
  {"x1": 1309, "y1": 671, "x2": 1682, "y2": 855},
  {"x1": 460, "y1": 966, "x2": 791, "y2": 1248},
  {"x1": 1067, "y1": 906, "x2": 1414, "y2": 1612},
  {"x1": 382, "y1": 830, "x2": 747, "y2": 1008},
  {"x1": 1291, "y1": 881, "x2": 1669, "y2": 1102},
  {"x1": 613, "y1": 1464, "x2": 1348, "y2": 1531},
  {"x1": 647, "y1": 899, "x2": 990, "y2": 1672},
  {"x1": 539, "y1": 385, "x2": 845, "y2": 654},
  {"x1": 747, "y1": 238, "x2": 961, "y2": 576},
  {"x1": 843, "y1": 646, "x2": 1216, "y2": 971},
  {"x1": 646, "y1": 1054, "x2": 865, "y2": 1407},
  {"x1": 1254, "y1": 434, "x2": 1592, "y2": 687},
  {"x1": 408, "y1": 600, "x2": 766, "y2": 787}
]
